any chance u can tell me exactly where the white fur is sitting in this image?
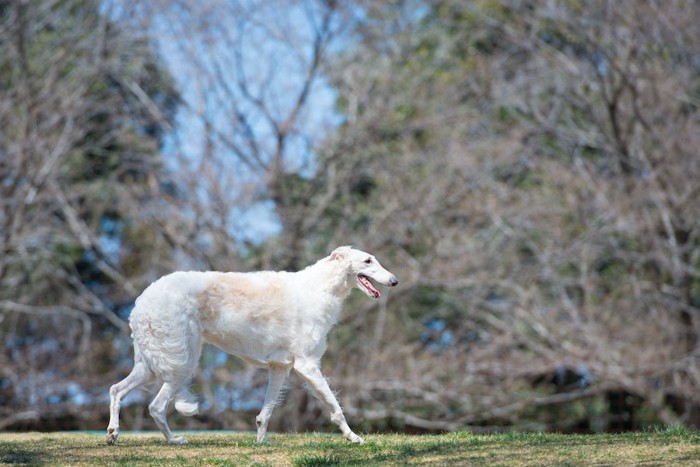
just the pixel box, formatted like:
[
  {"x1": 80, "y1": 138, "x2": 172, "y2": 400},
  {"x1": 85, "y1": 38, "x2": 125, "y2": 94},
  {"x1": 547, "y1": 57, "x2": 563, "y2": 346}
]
[{"x1": 106, "y1": 246, "x2": 398, "y2": 445}]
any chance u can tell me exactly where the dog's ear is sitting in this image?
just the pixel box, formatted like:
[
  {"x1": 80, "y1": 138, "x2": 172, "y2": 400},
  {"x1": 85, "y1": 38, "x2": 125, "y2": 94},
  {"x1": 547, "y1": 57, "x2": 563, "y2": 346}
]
[{"x1": 330, "y1": 246, "x2": 351, "y2": 261}]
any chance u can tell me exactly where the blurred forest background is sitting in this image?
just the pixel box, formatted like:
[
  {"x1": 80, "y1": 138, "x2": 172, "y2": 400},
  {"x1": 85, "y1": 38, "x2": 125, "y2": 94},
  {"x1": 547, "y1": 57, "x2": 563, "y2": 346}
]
[{"x1": 1, "y1": 0, "x2": 699, "y2": 434}]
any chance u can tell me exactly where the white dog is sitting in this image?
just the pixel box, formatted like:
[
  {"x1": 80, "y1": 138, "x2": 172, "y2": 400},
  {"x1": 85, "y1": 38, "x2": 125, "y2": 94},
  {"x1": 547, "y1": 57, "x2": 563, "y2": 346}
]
[{"x1": 106, "y1": 246, "x2": 398, "y2": 445}]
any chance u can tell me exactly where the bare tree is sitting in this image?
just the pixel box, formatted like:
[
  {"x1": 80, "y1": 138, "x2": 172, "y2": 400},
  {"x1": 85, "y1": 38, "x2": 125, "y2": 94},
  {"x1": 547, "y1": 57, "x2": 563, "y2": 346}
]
[
  {"x1": 0, "y1": 0, "x2": 177, "y2": 428},
  {"x1": 116, "y1": 0, "x2": 359, "y2": 271},
  {"x1": 301, "y1": 0, "x2": 700, "y2": 432}
]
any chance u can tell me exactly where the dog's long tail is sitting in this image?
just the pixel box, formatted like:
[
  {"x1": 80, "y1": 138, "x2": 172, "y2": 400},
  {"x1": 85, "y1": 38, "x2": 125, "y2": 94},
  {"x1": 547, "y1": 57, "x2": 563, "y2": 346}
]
[{"x1": 174, "y1": 387, "x2": 200, "y2": 416}]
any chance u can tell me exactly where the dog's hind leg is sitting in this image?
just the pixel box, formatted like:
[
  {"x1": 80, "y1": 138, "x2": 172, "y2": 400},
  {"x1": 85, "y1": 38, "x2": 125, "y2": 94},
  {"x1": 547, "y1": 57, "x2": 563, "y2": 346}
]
[
  {"x1": 294, "y1": 359, "x2": 364, "y2": 444},
  {"x1": 106, "y1": 361, "x2": 151, "y2": 445},
  {"x1": 255, "y1": 366, "x2": 289, "y2": 444},
  {"x1": 149, "y1": 381, "x2": 189, "y2": 444}
]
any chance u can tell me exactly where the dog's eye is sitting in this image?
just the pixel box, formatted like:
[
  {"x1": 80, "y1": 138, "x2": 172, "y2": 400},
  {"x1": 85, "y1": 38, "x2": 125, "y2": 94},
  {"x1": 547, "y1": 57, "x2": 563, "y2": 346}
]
[{"x1": 364, "y1": 258, "x2": 372, "y2": 264}]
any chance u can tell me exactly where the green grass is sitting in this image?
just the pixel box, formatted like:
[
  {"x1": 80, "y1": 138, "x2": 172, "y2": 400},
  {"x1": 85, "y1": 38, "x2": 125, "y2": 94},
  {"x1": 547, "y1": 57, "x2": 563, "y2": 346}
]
[{"x1": 1, "y1": 428, "x2": 699, "y2": 466}]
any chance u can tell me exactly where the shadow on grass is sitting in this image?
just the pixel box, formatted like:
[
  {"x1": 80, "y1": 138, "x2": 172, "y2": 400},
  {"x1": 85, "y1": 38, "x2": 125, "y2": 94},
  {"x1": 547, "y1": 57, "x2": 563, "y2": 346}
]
[{"x1": 0, "y1": 445, "x2": 39, "y2": 465}]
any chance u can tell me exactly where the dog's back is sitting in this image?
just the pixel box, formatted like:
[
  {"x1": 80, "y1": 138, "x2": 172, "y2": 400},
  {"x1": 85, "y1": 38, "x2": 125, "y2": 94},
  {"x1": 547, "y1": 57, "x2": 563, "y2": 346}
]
[{"x1": 129, "y1": 269, "x2": 303, "y2": 377}]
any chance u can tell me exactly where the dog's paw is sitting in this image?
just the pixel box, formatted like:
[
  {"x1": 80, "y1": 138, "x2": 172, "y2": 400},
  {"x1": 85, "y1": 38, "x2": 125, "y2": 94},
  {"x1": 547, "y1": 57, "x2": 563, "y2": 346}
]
[
  {"x1": 106, "y1": 427, "x2": 119, "y2": 445},
  {"x1": 167, "y1": 436, "x2": 189, "y2": 445},
  {"x1": 256, "y1": 436, "x2": 272, "y2": 446},
  {"x1": 348, "y1": 433, "x2": 365, "y2": 444}
]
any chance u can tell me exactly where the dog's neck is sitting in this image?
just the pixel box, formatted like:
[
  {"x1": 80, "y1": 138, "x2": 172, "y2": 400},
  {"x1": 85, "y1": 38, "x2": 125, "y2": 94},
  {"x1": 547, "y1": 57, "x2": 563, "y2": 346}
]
[{"x1": 300, "y1": 256, "x2": 354, "y2": 301}]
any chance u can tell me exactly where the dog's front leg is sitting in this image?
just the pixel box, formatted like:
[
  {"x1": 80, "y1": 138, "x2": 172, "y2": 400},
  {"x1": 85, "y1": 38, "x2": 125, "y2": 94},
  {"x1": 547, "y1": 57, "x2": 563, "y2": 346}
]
[{"x1": 294, "y1": 359, "x2": 364, "y2": 444}]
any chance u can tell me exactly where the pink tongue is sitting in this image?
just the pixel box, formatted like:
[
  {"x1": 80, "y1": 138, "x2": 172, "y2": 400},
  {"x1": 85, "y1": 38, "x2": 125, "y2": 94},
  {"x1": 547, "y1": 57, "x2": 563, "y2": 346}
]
[{"x1": 360, "y1": 275, "x2": 381, "y2": 298}]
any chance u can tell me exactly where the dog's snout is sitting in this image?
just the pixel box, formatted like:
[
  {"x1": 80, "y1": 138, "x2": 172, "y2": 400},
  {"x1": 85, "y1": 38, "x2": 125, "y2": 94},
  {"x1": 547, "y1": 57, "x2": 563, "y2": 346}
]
[{"x1": 389, "y1": 275, "x2": 398, "y2": 287}]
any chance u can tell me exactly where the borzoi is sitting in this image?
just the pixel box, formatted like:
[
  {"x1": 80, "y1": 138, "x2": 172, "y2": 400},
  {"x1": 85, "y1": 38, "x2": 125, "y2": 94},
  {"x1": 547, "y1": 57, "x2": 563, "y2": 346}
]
[{"x1": 106, "y1": 246, "x2": 398, "y2": 445}]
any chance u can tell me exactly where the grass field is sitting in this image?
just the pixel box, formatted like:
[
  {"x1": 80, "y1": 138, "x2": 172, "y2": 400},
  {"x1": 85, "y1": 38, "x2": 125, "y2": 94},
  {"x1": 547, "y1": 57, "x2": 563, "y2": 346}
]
[{"x1": 1, "y1": 428, "x2": 699, "y2": 466}]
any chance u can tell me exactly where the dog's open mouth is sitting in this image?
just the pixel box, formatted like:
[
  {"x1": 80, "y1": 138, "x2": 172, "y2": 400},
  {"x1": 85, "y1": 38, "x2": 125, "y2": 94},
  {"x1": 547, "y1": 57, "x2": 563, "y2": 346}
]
[{"x1": 358, "y1": 274, "x2": 381, "y2": 299}]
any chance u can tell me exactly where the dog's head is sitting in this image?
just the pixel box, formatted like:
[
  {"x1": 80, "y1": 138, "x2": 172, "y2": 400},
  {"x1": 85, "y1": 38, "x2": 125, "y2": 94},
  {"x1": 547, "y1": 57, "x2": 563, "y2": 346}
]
[{"x1": 330, "y1": 246, "x2": 398, "y2": 299}]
